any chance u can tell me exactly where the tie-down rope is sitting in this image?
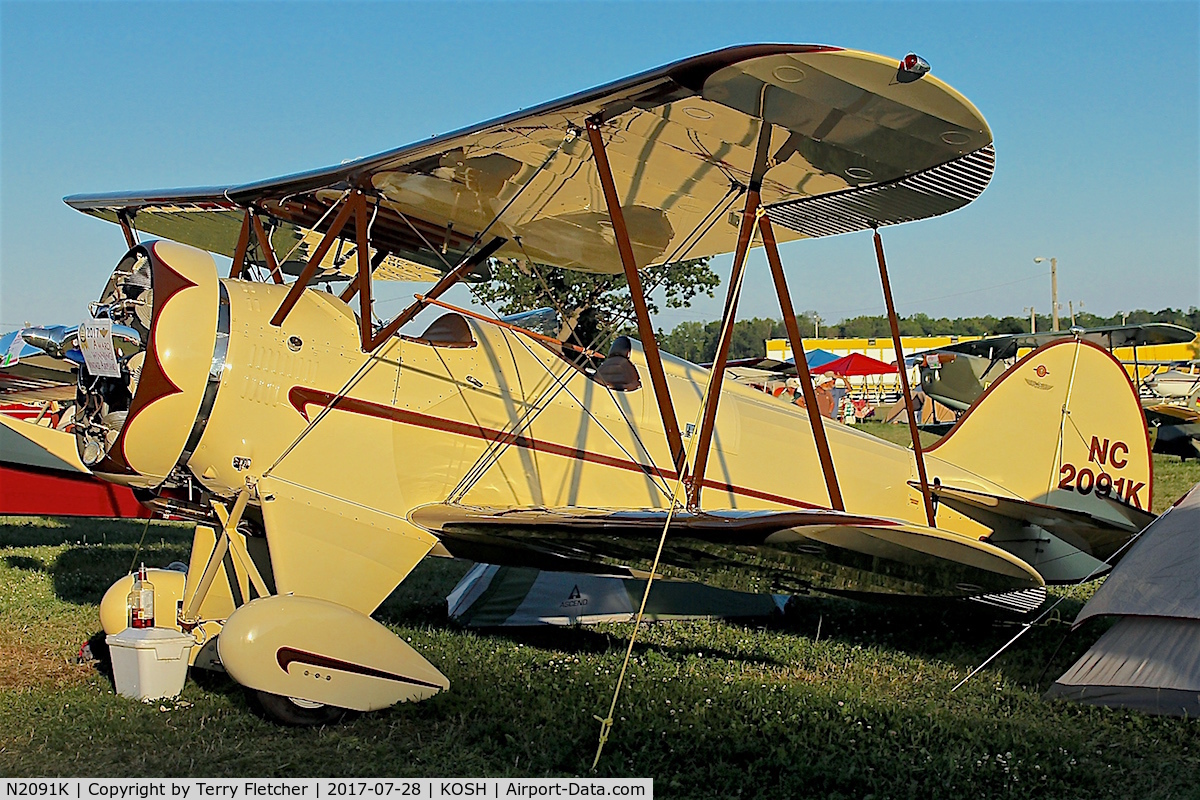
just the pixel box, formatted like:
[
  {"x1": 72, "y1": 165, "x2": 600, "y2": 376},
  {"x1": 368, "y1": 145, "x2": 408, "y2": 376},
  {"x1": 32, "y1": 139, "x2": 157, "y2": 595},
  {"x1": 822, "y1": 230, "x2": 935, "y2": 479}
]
[{"x1": 591, "y1": 207, "x2": 761, "y2": 770}]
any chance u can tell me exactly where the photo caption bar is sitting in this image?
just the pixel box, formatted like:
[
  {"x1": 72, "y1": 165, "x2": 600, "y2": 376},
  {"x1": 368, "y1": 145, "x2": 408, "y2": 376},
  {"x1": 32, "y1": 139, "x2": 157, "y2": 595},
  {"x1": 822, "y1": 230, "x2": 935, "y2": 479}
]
[{"x1": 3, "y1": 780, "x2": 652, "y2": 800}]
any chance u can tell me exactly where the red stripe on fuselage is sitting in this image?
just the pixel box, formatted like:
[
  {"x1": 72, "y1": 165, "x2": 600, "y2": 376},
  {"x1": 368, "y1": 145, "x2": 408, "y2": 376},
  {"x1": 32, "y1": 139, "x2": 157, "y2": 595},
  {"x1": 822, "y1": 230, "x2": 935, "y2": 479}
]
[{"x1": 287, "y1": 386, "x2": 820, "y2": 510}]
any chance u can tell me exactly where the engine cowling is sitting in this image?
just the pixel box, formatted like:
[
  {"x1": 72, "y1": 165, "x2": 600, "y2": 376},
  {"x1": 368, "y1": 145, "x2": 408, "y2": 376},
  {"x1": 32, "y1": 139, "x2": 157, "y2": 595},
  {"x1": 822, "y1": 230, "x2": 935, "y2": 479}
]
[{"x1": 76, "y1": 241, "x2": 221, "y2": 488}]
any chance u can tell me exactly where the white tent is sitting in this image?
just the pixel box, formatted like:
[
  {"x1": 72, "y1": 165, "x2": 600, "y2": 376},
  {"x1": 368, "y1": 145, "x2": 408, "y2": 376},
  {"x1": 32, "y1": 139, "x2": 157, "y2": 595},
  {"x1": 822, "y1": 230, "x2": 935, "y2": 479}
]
[
  {"x1": 1047, "y1": 484, "x2": 1200, "y2": 716},
  {"x1": 447, "y1": 565, "x2": 1047, "y2": 628},
  {"x1": 447, "y1": 564, "x2": 786, "y2": 628}
]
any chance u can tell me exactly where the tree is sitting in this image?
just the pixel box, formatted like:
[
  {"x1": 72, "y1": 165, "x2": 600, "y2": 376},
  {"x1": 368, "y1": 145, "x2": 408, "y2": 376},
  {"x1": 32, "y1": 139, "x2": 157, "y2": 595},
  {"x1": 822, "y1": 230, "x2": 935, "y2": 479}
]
[
  {"x1": 729, "y1": 317, "x2": 787, "y2": 360},
  {"x1": 474, "y1": 257, "x2": 719, "y2": 353},
  {"x1": 656, "y1": 317, "x2": 786, "y2": 363},
  {"x1": 657, "y1": 320, "x2": 715, "y2": 363}
]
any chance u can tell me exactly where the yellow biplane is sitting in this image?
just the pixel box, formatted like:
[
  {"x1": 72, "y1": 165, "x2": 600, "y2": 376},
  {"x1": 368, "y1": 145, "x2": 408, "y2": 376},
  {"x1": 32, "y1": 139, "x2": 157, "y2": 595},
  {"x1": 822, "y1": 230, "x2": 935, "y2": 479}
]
[{"x1": 39, "y1": 45, "x2": 1153, "y2": 723}]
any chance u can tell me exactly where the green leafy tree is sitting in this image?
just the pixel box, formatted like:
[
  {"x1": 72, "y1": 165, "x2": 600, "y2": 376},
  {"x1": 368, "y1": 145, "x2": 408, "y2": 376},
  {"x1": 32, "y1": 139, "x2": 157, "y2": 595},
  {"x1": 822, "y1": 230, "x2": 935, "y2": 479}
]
[
  {"x1": 474, "y1": 257, "x2": 719, "y2": 352},
  {"x1": 654, "y1": 308, "x2": 1199, "y2": 363},
  {"x1": 729, "y1": 317, "x2": 787, "y2": 360},
  {"x1": 656, "y1": 317, "x2": 787, "y2": 363},
  {"x1": 657, "y1": 320, "x2": 715, "y2": 363}
]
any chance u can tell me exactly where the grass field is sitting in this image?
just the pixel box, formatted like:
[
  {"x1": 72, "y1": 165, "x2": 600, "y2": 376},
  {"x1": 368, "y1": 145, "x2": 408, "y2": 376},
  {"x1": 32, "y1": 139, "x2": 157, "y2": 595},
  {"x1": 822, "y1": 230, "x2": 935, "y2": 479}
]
[{"x1": 2, "y1": 437, "x2": 1197, "y2": 796}]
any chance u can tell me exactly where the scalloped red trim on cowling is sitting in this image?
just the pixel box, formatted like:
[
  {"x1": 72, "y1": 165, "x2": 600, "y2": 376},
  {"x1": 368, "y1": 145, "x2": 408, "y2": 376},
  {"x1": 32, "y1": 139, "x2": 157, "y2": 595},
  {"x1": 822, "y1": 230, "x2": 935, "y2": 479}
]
[{"x1": 96, "y1": 248, "x2": 197, "y2": 476}]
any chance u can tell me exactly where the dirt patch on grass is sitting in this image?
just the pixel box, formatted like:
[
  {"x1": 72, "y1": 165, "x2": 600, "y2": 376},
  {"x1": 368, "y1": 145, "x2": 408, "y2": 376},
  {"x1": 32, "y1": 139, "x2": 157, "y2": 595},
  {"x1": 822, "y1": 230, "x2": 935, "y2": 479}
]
[{"x1": 0, "y1": 640, "x2": 93, "y2": 692}]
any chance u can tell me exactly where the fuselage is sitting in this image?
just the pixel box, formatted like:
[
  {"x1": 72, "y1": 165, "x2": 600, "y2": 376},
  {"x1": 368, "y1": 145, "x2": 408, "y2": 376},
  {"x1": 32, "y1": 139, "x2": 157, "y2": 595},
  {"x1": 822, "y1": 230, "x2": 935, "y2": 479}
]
[
  {"x1": 77, "y1": 242, "x2": 1071, "y2": 609},
  {"x1": 184, "y1": 274, "x2": 1003, "y2": 539}
]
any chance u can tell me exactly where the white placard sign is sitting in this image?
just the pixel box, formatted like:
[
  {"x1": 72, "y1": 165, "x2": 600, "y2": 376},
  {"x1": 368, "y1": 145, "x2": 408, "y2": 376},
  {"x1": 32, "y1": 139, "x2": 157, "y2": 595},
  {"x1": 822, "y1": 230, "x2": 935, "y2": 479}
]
[
  {"x1": 79, "y1": 318, "x2": 122, "y2": 377},
  {"x1": 1, "y1": 332, "x2": 24, "y2": 367}
]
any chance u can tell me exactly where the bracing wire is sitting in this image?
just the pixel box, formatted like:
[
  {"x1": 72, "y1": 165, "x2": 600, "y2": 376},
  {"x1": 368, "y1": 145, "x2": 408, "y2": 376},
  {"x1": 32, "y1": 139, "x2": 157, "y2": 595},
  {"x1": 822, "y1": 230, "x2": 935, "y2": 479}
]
[
  {"x1": 1046, "y1": 337, "x2": 1084, "y2": 498},
  {"x1": 511, "y1": 238, "x2": 574, "y2": 333},
  {"x1": 273, "y1": 189, "x2": 352, "y2": 270},
  {"x1": 445, "y1": 332, "x2": 676, "y2": 505},
  {"x1": 127, "y1": 516, "x2": 153, "y2": 574},
  {"x1": 263, "y1": 218, "x2": 288, "y2": 285},
  {"x1": 443, "y1": 284, "x2": 680, "y2": 505},
  {"x1": 260, "y1": 131, "x2": 573, "y2": 478},
  {"x1": 444, "y1": 183, "x2": 743, "y2": 505},
  {"x1": 951, "y1": 497, "x2": 1166, "y2": 693}
]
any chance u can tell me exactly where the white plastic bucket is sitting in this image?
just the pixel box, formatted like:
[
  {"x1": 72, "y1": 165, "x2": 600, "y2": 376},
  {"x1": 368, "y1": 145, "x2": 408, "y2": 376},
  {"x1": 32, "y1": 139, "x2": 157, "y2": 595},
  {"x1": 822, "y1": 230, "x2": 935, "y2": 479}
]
[{"x1": 106, "y1": 628, "x2": 195, "y2": 701}]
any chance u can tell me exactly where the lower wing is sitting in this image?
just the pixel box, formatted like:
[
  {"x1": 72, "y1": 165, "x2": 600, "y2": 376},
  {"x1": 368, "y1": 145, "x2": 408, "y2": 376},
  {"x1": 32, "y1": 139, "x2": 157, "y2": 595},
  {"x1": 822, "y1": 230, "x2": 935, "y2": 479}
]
[{"x1": 410, "y1": 504, "x2": 1043, "y2": 599}]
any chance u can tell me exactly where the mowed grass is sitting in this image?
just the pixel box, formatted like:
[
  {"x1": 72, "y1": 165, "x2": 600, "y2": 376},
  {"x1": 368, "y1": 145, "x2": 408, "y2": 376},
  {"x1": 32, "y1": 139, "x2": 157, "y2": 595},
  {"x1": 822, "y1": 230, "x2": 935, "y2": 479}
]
[{"x1": 2, "y1": 448, "x2": 1198, "y2": 796}]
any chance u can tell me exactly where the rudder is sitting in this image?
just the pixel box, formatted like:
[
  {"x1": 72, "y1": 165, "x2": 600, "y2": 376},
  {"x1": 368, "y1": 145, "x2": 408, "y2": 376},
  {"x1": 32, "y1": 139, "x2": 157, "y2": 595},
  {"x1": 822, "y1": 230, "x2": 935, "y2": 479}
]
[{"x1": 927, "y1": 339, "x2": 1152, "y2": 519}]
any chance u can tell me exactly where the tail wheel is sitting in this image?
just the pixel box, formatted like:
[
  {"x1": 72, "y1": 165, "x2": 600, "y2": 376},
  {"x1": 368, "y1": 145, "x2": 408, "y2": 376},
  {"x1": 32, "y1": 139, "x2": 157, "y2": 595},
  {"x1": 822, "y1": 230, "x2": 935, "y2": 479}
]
[{"x1": 254, "y1": 690, "x2": 347, "y2": 726}]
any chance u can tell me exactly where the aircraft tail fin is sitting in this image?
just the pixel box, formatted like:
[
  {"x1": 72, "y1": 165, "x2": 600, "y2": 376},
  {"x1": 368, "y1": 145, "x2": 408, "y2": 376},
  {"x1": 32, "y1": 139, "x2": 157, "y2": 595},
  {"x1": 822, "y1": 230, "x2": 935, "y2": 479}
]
[{"x1": 926, "y1": 339, "x2": 1153, "y2": 555}]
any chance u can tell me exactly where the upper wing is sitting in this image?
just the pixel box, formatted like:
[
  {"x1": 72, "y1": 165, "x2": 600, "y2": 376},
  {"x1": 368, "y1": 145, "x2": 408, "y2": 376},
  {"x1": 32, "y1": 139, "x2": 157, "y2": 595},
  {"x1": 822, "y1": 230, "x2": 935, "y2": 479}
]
[
  {"x1": 67, "y1": 45, "x2": 994, "y2": 276},
  {"x1": 1147, "y1": 405, "x2": 1200, "y2": 423},
  {"x1": 409, "y1": 504, "x2": 1041, "y2": 598},
  {"x1": 60, "y1": 190, "x2": 444, "y2": 283}
]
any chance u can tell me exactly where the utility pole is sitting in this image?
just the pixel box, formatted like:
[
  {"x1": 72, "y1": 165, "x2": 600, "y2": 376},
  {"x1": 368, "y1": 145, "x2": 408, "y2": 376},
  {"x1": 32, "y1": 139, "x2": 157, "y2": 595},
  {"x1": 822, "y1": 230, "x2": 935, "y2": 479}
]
[
  {"x1": 814, "y1": 313, "x2": 821, "y2": 338},
  {"x1": 1069, "y1": 300, "x2": 1085, "y2": 327},
  {"x1": 1052, "y1": 258, "x2": 1058, "y2": 331},
  {"x1": 1024, "y1": 306, "x2": 1036, "y2": 333},
  {"x1": 1035, "y1": 257, "x2": 1059, "y2": 331}
]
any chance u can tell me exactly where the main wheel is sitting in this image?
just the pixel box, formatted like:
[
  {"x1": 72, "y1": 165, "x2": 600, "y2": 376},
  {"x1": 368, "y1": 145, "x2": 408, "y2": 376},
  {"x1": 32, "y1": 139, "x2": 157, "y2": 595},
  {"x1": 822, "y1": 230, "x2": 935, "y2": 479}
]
[{"x1": 254, "y1": 690, "x2": 347, "y2": 726}]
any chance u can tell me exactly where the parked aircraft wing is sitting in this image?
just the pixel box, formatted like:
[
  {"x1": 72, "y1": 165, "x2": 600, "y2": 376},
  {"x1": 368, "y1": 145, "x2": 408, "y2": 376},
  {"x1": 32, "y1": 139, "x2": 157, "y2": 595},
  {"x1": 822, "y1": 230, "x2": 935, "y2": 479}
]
[
  {"x1": 0, "y1": 328, "x2": 76, "y2": 402},
  {"x1": 410, "y1": 504, "x2": 1041, "y2": 598},
  {"x1": 1146, "y1": 404, "x2": 1200, "y2": 423},
  {"x1": 922, "y1": 324, "x2": 1197, "y2": 362},
  {"x1": 67, "y1": 45, "x2": 993, "y2": 276}
]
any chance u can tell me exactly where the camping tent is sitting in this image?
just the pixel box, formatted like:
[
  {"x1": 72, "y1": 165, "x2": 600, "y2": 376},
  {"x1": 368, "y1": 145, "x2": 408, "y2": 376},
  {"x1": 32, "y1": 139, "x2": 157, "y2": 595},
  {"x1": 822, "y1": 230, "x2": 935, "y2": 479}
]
[
  {"x1": 1046, "y1": 484, "x2": 1200, "y2": 716},
  {"x1": 447, "y1": 564, "x2": 786, "y2": 627},
  {"x1": 820, "y1": 352, "x2": 897, "y2": 376}
]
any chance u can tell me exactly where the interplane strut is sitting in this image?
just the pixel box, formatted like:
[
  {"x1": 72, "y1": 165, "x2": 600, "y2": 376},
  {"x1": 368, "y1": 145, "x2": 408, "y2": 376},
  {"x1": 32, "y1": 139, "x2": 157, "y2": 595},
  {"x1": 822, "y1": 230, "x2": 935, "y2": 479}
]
[
  {"x1": 687, "y1": 123, "x2": 773, "y2": 510},
  {"x1": 117, "y1": 210, "x2": 138, "y2": 249},
  {"x1": 586, "y1": 117, "x2": 686, "y2": 474},
  {"x1": 269, "y1": 192, "x2": 360, "y2": 327},
  {"x1": 250, "y1": 210, "x2": 285, "y2": 285},
  {"x1": 874, "y1": 230, "x2": 936, "y2": 527},
  {"x1": 228, "y1": 210, "x2": 252, "y2": 279},
  {"x1": 759, "y1": 215, "x2": 844, "y2": 510}
]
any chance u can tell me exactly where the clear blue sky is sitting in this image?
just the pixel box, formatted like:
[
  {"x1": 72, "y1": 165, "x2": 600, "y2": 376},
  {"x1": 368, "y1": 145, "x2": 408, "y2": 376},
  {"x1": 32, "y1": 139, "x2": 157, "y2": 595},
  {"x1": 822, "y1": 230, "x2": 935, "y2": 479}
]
[{"x1": 2, "y1": 1, "x2": 1197, "y2": 334}]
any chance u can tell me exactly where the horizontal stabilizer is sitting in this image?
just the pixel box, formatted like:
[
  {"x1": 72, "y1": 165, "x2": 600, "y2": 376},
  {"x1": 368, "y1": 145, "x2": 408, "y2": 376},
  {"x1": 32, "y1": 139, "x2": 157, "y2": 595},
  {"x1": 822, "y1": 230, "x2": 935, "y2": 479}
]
[
  {"x1": 917, "y1": 482, "x2": 1155, "y2": 583},
  {"x1": 919, "y1": 483, "x2": 1154, "y2": 553}
]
